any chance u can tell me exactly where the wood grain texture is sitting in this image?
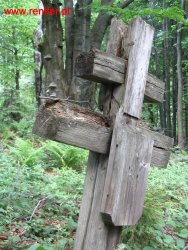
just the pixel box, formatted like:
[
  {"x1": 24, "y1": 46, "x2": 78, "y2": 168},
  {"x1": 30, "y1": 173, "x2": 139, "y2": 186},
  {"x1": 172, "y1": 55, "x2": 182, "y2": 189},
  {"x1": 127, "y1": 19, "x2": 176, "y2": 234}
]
[
  {"x1": 123, "y1": 17, "x2": 154, "y2": 118},
  {"x1": 145, "y1": 73, "x2": 165, "y2": 103},
  {"x1": 75, "y1": 50, "x2": 165, "y2": 103},
  {"x1": 73, "y1": 152, "x2": 122, "y2": 250},
  {"x1": 137, "y1": 125, "x2": 174, "y2": 151},
  {"x1": 73, "y1": 18, "x2": 126, "y2": 250},
  {"x1": 75, "y1": 49, "x2": 125, "y2": 85},
  {"x1": 151, "y1": 147, "x2": 171, "y2": 167},
  {"x1": 101, "y1": 110, "x2": 154, "y2": 226},
  {"x1": 32, "y1": 103, "x2": 173, "y2": 165},
  {"x1": 32, "y1": 103, "x2": 112, "y2": 154}
]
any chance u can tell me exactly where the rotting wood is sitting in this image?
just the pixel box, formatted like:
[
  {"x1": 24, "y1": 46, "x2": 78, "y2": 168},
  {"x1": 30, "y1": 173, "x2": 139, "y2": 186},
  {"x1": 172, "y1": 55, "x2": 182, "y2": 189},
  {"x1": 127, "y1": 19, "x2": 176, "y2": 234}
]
[
  {"x1": 32, "y1": 101, "x2": 112, "y2": 154},
  {"x1": 73, "y1": 18, "x2": 127, "y2": 250},
  {"x1": 73, "y1": 152, "x2": 122, "y2": 250},
  {"x1": 75, "y1": 50, "x2": 165, "y2": 103},
  {"x1": 169, "y1": 157, "x2": 188, "y2": 164},
  {"x1": 137, "y1": 123, "x2": 174, "y2": 151},
  {"x1": 32, "y1": 100, "x2": 173, "y2": 166}
]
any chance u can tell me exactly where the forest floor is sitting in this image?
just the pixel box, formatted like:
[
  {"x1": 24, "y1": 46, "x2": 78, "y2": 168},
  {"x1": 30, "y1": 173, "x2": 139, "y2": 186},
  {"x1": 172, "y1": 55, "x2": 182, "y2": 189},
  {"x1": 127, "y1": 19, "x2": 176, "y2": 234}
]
[{"x1": 0, "y1": 131, "x2": 187, "y2": 250}]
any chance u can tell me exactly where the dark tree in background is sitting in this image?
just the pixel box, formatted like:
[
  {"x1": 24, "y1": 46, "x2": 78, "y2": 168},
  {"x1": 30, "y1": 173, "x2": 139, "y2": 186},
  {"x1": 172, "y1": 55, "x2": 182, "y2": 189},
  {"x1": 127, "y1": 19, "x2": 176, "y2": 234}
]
[{"x1": 38, "y1": 0, "x2": 134, "y2": 104}]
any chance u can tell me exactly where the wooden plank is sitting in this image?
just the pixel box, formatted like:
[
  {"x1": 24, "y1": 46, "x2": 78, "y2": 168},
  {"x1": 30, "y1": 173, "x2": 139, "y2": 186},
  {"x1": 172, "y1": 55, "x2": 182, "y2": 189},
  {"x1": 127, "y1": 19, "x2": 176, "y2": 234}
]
[
  {"x1": 101, "y1": 111, "x2": 154, "y2": 226},
  {"x1": 101, "y1": 17, "x2": 154, "y2": 226},
  {"x1": 145, "y1": 74, "x2": 165, "y2": 103},
  {"x1": 73, "y1": 152, "x2": 122, "y2": 250},
  {"x1": 123, "y1": 17, "x2": 154, "y2": 118},
  {"x1": 73, "y1": 18, "x2": 127, "y2": 250},
  {"x1": 32, "y1": 102, "x2": 173, "y2": 165},
  {"x1": 151, "y1": 147, "x2": 171, "y2": 167},
  {"x1": 73, "y1": 152, "x2": 107, "y2": 250},
  {"x1": 32, "y1": 101, "x2": 112, "y2": 154},
  {"x1": 75, "y1": 50, "x2": 165, "y2": 103},
  {"x1": 137, "y1": 123, "x2": 174, "y2": 151},
  {"x1": 75, "y1": 50, "x2": 125, "y2": 85}
]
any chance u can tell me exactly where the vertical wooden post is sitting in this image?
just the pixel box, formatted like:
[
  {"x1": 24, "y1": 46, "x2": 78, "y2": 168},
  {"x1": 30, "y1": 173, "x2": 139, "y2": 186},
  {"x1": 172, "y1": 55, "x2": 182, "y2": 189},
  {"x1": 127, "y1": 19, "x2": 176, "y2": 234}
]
[
  {"x1": 74, "y1": 17, "x2": 154, "y2": 249},
  {"x1": 101, "y1": 18, "x2": 154, "y2": 226},
  {"x1": 123, "y1": 17, "x2": 154, "y2": 118},
  {"x1": 73, "y1": 19, "x2": 126, "y2": 250}
]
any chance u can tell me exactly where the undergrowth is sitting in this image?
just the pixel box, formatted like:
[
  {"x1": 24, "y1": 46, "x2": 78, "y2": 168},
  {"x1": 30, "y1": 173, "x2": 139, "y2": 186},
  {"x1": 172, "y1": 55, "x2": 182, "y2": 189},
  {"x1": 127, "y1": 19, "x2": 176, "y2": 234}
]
[
  {"x1": 0, "y1": 136, "x2": 87, "y2": 249},
  {"x1": 0, "y1": 133, "x2": 187, "y2": 249}
]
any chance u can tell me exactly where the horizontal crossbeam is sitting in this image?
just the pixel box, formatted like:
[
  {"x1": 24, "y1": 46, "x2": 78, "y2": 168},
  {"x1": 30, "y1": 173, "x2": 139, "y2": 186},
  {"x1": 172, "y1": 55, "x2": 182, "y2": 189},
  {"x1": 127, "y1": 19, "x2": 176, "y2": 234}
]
[
  {"x1": 75, "y1": 50, "x2": 165, "y2": 103},
  {"x1": 32, "y1": 101, "x2": 173, "y2": 167}
]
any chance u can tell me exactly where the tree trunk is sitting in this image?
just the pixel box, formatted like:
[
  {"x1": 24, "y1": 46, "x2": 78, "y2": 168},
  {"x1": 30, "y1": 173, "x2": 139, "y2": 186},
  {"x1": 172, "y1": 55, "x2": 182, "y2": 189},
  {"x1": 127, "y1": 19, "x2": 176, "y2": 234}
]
[
  {"x1": 154, "y1": 47, "x2": 165, "y2": 129},
  {"x1": 41, "y1": 0, "x2": 67, "y2": 98},
  {"x1": 70, "y1": 0, "x2": 94, "y2": 105},
  {"x1": 64, "y1": 0, "x2": 74, "y2": 86},
  {"x1": 177, "y1": 0, "x2": 185, "y2": 148},
  {"x1": 163, "y1": 0, "x2": 172, "y2": 137},
  {"x1": 14, "y1": 48, "x2": 19, "y2": 91},
  {"x1": 91, "y1": 0, "x2": 135, "y2": 49},
  {"x1": 172, "y1": 38, "x2": 177, "y2": 144},
  {"x1": 33, "y1": 8, "x2": 43, "y2": 107},
  {"x1": 185, "y1": 90, "x2": 188, "y2": 145}
]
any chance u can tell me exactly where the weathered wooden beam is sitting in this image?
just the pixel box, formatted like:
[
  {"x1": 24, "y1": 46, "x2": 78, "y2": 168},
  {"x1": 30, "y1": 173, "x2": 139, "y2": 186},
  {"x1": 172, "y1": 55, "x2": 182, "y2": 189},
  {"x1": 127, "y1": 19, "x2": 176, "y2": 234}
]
[
  {"x1": 74, "y1": 152, "x2": 122, "y2": 250},
  {"x1": 101, "y1": 112, "x2": 154, "y2": 226},
  {"x1": 137, "y1": 125, "x2": 173, "y2": 167},
  {"x1": 101, "y1": 17, "x2": 155, "y2": 226},
  {"x1": 151, "y1": 147, "x2": 171, "y2": 168},
  {"x1": 32, "y1": 100, "x2": 173, "y2": 167},
  {"x1": 137, "y1": 122, "x2": 174, "y2": 151},
  {"x1": 73, "y1": 18, "x2": 128, "y2": 250},
  {"x1": 75, "y1": 50, "x2": 165, "y2": 103},
  {"x1": 122, "y1": 18, "x2": 154, "y2": 118},
  {"x1": 32, "y1": 101, "x2": 112, "y2": 154}
]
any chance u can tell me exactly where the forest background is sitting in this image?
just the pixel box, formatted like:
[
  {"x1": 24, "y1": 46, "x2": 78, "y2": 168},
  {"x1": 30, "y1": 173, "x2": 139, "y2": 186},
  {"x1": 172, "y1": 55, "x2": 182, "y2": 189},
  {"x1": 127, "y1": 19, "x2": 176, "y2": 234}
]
[{"x1": 0, "y1": 0, "x2": 188, "y2": 249}]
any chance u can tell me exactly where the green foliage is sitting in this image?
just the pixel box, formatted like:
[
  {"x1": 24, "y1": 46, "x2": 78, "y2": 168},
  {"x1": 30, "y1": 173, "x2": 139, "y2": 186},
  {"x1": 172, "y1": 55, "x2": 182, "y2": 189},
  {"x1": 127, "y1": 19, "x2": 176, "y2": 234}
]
[
  {"x1": 0, "y1": 137, "x2": 85, "y2": 249},
  {"x1": 90, "y1": 3, "x2": 187, "y2": 24},
  {"x1": 41, "y1": 140, "x2": 88, "y2": 171},
  {"x1": 5, "y1": 136, "x2": 88, "y2": 171},
  {"x1": 7, "y1": 137, "x2": 43, "y2": 167}
]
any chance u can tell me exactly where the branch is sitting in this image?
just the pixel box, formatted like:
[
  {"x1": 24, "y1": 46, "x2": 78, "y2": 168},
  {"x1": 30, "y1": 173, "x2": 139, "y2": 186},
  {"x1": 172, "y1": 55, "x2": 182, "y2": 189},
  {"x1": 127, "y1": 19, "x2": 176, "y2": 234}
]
[
  {"x1": 92, "y1": 0, "x2": 135, "y2": 48},
  {"x1": 169, "y1": 158, "x2": 188, "y2": 164},
  {"x1": 29, "y1": 197, "x2": 48, "y2": 222}
]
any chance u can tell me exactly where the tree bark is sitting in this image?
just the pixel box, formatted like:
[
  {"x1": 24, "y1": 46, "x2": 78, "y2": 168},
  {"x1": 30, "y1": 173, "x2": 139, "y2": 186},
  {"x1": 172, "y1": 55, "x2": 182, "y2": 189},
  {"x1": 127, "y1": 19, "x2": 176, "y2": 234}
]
[
  {"x1": 185, "y1": 92, "x2": 188, "y2": 145},
  {"x1": 41, "y1": 0, "x2": 67, "y2": 98},
  {"x1": 33, "y1": 8, "x2": 43, "y2": 107},
  {"x1": 64, "y1": 0, "x2": 74, "y2": 86},
  {"x1": 70, "y1": 0, "x2": 94, "y2": 105},
  {"x1": 177, "y1": 0, "x2": 185, "y2": 148},
  {"x1": 163, "y1": 0, "x2": 172, "y2": 137},
  {"x1": 172, "y1": 38, "x2": 177, "y2": 144}
]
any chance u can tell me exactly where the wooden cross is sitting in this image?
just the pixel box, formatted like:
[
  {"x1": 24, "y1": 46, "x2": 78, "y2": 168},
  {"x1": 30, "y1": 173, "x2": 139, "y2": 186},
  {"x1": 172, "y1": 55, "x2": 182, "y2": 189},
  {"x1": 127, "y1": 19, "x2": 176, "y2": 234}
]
[{"x1": 33, "y1": 17, "x2": 174, "y2": 250}]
